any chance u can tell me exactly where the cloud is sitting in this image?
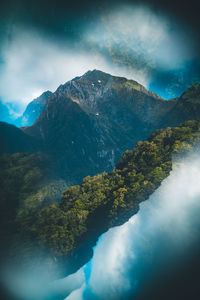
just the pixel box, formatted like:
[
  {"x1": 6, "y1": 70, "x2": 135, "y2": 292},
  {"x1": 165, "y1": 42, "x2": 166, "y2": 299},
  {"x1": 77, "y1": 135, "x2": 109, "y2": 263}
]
[
  {"x1": 0, "y1": 26, "x2": 151, "y2": 112},
  {"x1": 64, "y1": 152, "x2": 200, "y2": 299},
  {"x1": 0, "y1": 28, "x2": 108, "y2": 109},
  {"x1": 0, "y1": 4, "x2": 198, "y2": 112},
  {"x1": 85, "y1": 5, "x2": 196, "y2": 69}
]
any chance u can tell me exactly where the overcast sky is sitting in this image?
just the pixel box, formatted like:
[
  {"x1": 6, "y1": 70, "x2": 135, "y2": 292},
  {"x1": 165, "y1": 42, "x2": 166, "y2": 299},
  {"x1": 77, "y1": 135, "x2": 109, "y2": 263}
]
[{"x1": 0, "y1": 0, "x2": 200, "y2": 114}]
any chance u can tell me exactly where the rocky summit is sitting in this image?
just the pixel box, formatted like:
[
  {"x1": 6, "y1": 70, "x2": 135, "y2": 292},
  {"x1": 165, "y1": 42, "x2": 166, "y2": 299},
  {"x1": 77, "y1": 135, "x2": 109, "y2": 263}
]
[
  {"x1": 0, "y1": 70, "x2": 200, "y2": 289},
  {"x1": 21, "y1": 70, "x2": 200, "y2": 183}
]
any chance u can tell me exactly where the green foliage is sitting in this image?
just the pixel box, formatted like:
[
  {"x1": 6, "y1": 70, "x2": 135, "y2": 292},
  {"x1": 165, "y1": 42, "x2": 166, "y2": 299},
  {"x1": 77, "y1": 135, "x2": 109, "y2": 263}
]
[
  {"x1": 0, "y1": 152, "x2": 68, "y2": 251},
  {"x1": 29, "y1": 119, "x2": 200, "y2": 258}
]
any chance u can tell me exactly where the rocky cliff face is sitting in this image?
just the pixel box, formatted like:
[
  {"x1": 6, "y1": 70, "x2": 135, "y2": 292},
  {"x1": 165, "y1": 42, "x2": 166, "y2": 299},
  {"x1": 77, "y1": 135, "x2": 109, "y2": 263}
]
[
  {"x1": 1, "y1": 71, "x2": 200, "y2": 184},
  {"x1": 0, "y1": 71, "x2": 200, "y2": 291},
  {"x1": 23, "y1": 70, "x2": 180, "y2": 183}
]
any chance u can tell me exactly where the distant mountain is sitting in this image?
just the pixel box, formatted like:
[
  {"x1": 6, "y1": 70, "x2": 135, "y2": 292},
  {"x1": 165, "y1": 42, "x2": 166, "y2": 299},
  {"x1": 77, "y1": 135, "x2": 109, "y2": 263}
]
[
  {"x1": 22, "y1": 70, "x2": 200, "y2": 183},
  {"x1": 15, "y1": 91, "x2": 52, "y2": 127}
]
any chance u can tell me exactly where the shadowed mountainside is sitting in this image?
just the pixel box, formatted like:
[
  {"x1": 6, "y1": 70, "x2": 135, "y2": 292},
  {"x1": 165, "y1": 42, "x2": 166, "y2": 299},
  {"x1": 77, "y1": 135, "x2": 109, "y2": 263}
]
[
  {"x1": 0, "y1": 122, "x2": 40, "y2": 155},
  {"x1": 15, "y1": 91, "x2": 52, "y2": 127},
  {"x1": 15, "y1": 119, "x2": 200, "y2": 278},
  {"x1": 22, "y1": 70, "x2": 200, "y2": 183},
  {"x1": 0, "y1": 71, "x2": 200, "y2": 283}
]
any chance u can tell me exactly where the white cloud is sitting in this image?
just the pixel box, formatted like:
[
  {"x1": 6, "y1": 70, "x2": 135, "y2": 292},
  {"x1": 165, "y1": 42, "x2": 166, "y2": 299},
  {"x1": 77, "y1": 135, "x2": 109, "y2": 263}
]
[
  {"x1": 63, "y1": 152, "x2": 200, "y2": 299},
  {"x1": 82, "y1": 153, "x2": 200, "y2": 298},
  {"x1": 0, "y1": 28, "x2": 123, "y2": 110},
  {"x1": 0, "y1": 4, "x2": 196, "y2": 112},
  {"x1": 86, "y1": 5, "x2": 195, "y2": 70}
]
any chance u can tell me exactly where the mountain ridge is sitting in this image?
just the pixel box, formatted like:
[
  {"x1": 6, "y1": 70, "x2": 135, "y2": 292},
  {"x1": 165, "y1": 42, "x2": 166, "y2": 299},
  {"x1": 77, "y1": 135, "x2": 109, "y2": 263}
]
[
  {"x1": 1, "y1": 70, "x2": 200, "y2": 185},
  {"x1": 22, "y1": 71, "x2": 200, "y2": 183},
  {"x1": 20, "y1": 69, "x2": 166, "y2": 130},
  {"x1": 0, "y1": 71, "x2": 200, "y2": 289},
  {"x1": 19, "y1": 118, "x2": 200, "y2": 278},
  {"x1": 16, "y1": 91, "x2": 52, "y2": 127}
]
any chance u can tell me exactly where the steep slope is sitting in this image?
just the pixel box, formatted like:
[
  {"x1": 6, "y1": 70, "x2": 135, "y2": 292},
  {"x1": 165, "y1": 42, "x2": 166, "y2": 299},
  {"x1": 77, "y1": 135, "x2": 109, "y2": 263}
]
[
  {"x1": 20, "y1": 119, "x2": 200, "y2": 277},
  {"x1": 23, "y1": 70, "x2": 178, "y2": 182},
  {"x1": 0, "y1": 152, "x2": 68, "y2": 268},
  {"x1": 161, "y1": 83, "x2": 200, "y2": 127},
  {"x1": 16, "y1": 91, "x2": 52, "y2": 127},
  {"x1": 0, "y1": 122, "x2": 41, "y2": 154},
  {"x1": 23, "y1": 71, "x2": 200, "y2": 184}
]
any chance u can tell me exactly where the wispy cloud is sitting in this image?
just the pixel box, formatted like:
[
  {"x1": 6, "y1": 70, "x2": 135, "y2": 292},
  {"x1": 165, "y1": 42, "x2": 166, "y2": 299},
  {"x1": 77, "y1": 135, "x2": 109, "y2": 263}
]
[
  {"x1": 0, "y1": 4, "x2": 198, "y2": 111},
  {"x1": 0, "y1": 28, "x2": 114, "y2": 110}
]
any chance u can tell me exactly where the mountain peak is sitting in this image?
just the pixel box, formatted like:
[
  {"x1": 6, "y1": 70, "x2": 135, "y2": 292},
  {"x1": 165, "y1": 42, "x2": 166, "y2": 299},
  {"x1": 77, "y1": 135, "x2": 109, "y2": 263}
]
[
  {"x1": 78, "y1": 70, "x2": 164, "y2": 100},
  {"x1": 82, "y1": 69, "x2": 112, "y2": 81},
  {"x1": 31, "y1": 90, "x2": 52, "y2": 104},
  {"x1": 81, "y1": 69, "x2": 139, "y2": 87},
  {"x1": 41, "y1": 70, "x2": 166, "y2": 122}
]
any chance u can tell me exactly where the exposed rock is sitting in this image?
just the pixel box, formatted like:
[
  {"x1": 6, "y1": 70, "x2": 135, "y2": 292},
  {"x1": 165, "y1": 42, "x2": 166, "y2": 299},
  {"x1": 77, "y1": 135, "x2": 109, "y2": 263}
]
[{"x1": 23, "y1": 70, "x2": 180, "y2": 183}]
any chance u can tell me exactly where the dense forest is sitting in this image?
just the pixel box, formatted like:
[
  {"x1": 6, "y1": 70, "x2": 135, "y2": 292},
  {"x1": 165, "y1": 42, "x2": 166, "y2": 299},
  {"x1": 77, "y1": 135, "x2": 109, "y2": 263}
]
[
  {"x1": 11, "y1": 119, "x2": 200, "y2": 276},
  {"x1": 1, "y1": 78, "x2": 200, "y2": 278},
  {"x1": 0, "y1": 152, "x2": 67, "y2": 267}
]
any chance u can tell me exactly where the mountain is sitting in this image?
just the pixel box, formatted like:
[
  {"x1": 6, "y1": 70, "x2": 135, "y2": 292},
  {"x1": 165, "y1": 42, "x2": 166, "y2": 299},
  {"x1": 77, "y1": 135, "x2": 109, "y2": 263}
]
[
  {"x1": 0, "y1": 70, "x2": 200, "y2": 283},
  {"x1": 16, "y1": 91, "x2": 52, "y2": 127},
  {"x1": 0, "y1": 122, "x2": 41, "y2": 154},
  {"x1": 0, "y1": 151, "x2": 68, "y2": 271},
  {"x1": 21, "y1": 70, "x2": 175, "y2": 182},
  {"x1": 161, "y1": 83, "x2": 200, "y2": 127},
  {"x1": 19, "y1": 119, "x2": 200, "y2": 277},
  {"x1": 22, "y1": 70, "x2": 200, "y2": 184}
]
